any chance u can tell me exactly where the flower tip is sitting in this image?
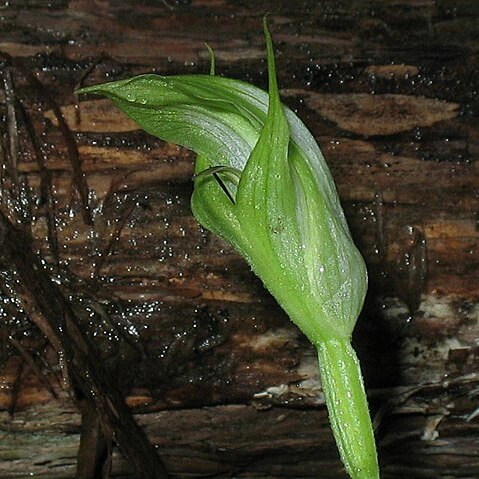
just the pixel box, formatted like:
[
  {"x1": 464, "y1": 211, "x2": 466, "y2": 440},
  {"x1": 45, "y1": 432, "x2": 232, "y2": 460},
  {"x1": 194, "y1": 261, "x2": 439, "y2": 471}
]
[{"x1": 262, "y1": 16, "x2": 280, "y2": 105}]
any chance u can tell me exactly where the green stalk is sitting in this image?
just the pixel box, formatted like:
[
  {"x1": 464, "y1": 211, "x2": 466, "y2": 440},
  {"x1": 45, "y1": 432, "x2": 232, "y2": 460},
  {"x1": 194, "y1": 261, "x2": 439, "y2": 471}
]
[{"x1": 316, "y1": 338, "x2": 379, "y2": 479}]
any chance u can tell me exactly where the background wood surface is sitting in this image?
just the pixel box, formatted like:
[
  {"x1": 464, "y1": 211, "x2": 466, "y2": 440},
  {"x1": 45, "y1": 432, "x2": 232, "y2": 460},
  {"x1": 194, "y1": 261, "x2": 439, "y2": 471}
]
[{"x1": 0, "y1": 1, "x2": 478, "y2": 478}]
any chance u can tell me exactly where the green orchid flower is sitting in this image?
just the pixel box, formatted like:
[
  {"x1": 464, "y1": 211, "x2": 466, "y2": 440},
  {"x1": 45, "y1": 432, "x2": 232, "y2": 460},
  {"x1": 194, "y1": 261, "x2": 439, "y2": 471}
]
[{"x1": 77, "y1": 19, "x2": 379, "y2": 479}]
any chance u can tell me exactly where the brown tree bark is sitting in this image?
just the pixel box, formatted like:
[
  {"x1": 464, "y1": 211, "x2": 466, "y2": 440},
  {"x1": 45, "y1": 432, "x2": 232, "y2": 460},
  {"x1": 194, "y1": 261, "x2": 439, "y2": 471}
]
[{"x1": 0, "y1": 1, "x2": 478, "y2": 478}]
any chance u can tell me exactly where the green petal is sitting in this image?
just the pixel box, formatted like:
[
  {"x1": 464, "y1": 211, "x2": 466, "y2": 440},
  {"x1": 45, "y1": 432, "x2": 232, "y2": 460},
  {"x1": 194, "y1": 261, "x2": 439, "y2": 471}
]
[
  {"x1": 234, "y1": 21, "x2": 324, "y2": 340},
  {"x1": 290, "y1": 144, "x2": 368, "y2": 336},
  {"x1": 77, "y1": 74, "x2": 263, "y2": 171}
]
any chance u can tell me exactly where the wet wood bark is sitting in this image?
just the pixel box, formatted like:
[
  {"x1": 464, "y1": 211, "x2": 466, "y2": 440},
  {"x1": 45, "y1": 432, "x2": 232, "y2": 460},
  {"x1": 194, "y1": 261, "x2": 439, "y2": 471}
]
[{"x1": 0, "y1": 1, "x2": 478, "y2": 478}]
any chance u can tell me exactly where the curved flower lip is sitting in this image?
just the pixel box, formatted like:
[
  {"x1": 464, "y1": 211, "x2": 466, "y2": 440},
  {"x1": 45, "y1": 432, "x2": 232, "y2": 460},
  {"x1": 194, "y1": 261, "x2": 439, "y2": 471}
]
[{"x1": 76, "y1": 20, "x2": 367, "y2": 344}]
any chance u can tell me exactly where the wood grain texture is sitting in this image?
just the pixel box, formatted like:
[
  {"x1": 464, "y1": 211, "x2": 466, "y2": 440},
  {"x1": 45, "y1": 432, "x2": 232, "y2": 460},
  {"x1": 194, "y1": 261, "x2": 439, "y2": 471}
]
[{"x1": 0, "y1": 0, "x2": 478, "y2": 477}]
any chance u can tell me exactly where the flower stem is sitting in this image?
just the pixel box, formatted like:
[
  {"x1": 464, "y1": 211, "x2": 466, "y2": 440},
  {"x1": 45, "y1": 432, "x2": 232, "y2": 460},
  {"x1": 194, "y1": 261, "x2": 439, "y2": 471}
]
[{"x1": 316, "y1": 338, "x2": 379, "y2": 479}]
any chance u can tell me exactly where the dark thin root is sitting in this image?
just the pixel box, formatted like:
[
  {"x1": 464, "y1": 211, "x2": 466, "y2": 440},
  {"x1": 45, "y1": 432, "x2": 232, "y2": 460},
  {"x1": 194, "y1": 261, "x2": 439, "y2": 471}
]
[
  {"x1": 8, "y1": 359, "x2": 24, "y2": 417},
  {"x1": 74, "y1": 54, "x2": 109, "y2": 127},
  {"x1": 3, "y1": 68, "x2": 19, "y2": 183},
  {"x1": 99, "y1": 170, "x2": 137, "y2": 214},
  {"x1": 0, "y1": 50, "x2": 93, "y2": 225},
  {"x1": 0, "y1": 129, "x2": 9, "y2": 184},
  {"x1": 17, "y1": 101, "x2": 59, "y2": 263},
  {"x1": 373, "y1": 191, "x2": 386, "y2": 263},
  {"x1": 0, "y1": 211, "x2": 169, "y2": 476},
  {"x1": 9, "y1": 337, "x2": 59, "y2": 400},
  {"x1": 94, "y1": 198, "x2": 137, "y2": 277}
]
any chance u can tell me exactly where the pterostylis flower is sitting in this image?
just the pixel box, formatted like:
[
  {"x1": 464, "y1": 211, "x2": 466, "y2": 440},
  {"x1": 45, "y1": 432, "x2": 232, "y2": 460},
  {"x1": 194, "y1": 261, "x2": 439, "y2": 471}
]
[{"x1": 77, "y1": 19, "x2": 379, "y2": 479}]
